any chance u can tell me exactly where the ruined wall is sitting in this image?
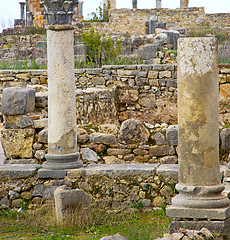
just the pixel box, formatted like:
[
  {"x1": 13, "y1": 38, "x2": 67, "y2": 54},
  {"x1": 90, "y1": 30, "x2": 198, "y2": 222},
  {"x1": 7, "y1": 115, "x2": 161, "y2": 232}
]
[
  {"x1": 0, "y1": 64, "x2": 230, "y2": 125},
  {"x1": 90, "y1": 7, "x2": 230, "y2": 36},
  {"x1": 27, "y1": 0, "x2": 45, "y2": 27}
]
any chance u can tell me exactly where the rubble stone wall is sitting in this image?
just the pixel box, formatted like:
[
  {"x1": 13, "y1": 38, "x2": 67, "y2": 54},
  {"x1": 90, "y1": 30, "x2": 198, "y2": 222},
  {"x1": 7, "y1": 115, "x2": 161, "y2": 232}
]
[
  {"x1": 90, "y1": 8, "x2": 230, "y2": 36},
  {"x1": 0, "y1": 64, "x2": 230, "y2": 125}
]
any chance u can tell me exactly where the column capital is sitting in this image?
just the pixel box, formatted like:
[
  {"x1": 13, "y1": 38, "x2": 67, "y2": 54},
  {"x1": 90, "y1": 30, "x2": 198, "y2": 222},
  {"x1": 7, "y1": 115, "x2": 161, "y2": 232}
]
[{"x1": 39, "y1": 0, "x2": 78, "y2": 25}]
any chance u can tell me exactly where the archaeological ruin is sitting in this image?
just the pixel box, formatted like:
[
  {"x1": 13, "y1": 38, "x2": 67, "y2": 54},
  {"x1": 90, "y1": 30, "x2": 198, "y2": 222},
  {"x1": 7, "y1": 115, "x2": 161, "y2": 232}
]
[{"x1": 0, "y1": 0, "x2": 230, "y2": 239}]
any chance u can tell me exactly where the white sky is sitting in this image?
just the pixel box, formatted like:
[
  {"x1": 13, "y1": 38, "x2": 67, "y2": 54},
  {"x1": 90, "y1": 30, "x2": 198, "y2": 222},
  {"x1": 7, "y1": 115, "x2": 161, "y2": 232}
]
[{"x1": 0, "y1": 0, "x2": 230, "y2": 31}]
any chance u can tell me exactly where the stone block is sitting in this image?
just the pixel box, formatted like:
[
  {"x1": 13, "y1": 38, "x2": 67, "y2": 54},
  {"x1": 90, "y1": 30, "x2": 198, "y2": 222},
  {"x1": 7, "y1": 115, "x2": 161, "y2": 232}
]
[
  {"x1": 107, "y1": 148, "x2": 131, "y2": 155},
  {"x1": 35, "y1": 92, "x2": 48, "y2": 108},
  {"x1": 2, "y1": 87, "x2": 35, "y2": 115},
  {"x1": 33, "y1": 118, "x2": 48, "y2": 129},
  {"x1": 153, "y1": 132, "x2": 166, "y2": 146},
  {"x1": 166, "y1": 125, "x2": 178, "y2": 146},
  {"x1": 3, "y1": 115, "x2": 33, "y2": 129},
  {"x1": 220, "y1": 128, "x2": 230, "y2": 150},
  {"x1": 54, "y1": 186, "x2": 92, "y2": 225},
  {"x1": 118, "y1": 119, "x2": 150, "y2": 144},
  {"x1": 90, "y1": 133, "x2": 116, "y2": 145},
  {"x1": 0, "y1": 164, "x2": 40, "y2": 180},
  {"x1": 168, "y1": 218, "x2": 230, "y2": 238},
  {"x1": 1, "y1": 129, "x2": 34, "y2": 158},
  {"x1": 80, "y1": 148, "x2": 100, "y2": 162},
  {"x1": 149, "y1": 145, "x2": 169, "y2": 157},
  {"x1": 38, "y1": 169, "x2": 67, "y2": 179},
  {"x1": 38, "y1": 128, "x2": 48, "y2": 143}
]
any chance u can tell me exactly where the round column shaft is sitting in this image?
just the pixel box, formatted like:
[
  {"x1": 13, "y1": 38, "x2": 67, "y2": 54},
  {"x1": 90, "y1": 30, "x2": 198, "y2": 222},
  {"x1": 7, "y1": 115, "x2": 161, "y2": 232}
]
[
  {"x1": 172, "y1": 37, "x2": 229, "y2": 209},
  {"x1": 42, "y1": 26, "x2": 82, "y2": 170}
]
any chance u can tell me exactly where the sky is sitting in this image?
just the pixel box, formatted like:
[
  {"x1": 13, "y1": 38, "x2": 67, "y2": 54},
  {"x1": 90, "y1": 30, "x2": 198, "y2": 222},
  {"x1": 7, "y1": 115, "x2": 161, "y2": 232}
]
[{"x1": 0, "y1": 0, "x2": 230, "y2": 31}]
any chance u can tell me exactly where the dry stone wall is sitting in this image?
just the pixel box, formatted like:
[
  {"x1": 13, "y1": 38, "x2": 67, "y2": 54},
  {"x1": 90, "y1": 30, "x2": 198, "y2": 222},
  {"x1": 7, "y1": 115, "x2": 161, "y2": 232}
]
[
  {"x1": 90, "y1": 8, "x2": 230, "y2": 36},
  {"x1": 0, "y1": 64, "x2": 230, "y2": 125}
]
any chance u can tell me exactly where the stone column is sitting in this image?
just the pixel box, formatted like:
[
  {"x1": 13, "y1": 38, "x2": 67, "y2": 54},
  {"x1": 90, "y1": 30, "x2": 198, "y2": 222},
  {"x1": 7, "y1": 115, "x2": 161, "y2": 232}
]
[
  {"x1": 19, "y1": 2, "x2": 26, "y2": 20},
  {"x1": 39, "y1": 0, "x2": 83, "y2": 171},
  {"x1": 132, "y1": 0, "x2": 137, "y2": 9},
  {"x1": 156, "y1": 0, "x2": 162, "y2": 8},
  {"x1": 78, "y1": 1, "x2": 83, "y2": 17},
  {"x1": 167, "y1": 37, "x2": 230, "y2": 237},
  {"x1": 180, "y1": 0, "x2": 189, "y2": 8}
]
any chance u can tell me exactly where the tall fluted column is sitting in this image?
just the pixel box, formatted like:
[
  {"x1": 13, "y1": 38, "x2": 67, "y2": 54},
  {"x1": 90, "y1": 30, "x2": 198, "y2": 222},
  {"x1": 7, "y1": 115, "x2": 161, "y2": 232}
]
[
  {"x1": 167, "y1": 37, "x2": 230, "y2": 237},
  {"x1": 39, "y1": 0, "x2": 83, "y2": 171}
]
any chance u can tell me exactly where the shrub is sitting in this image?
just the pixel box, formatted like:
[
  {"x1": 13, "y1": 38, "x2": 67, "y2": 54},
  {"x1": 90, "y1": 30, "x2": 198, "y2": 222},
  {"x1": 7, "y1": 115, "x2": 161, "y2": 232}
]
[{"x1": 81, "y1": 27, "x2": 122, "y2": 67}]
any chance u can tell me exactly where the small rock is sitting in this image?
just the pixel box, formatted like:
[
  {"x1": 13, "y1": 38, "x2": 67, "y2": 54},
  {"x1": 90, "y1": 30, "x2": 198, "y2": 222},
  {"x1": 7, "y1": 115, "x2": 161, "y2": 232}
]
[
  {"x1": 153, "y1": 132, "x2": 166, "y2": 146},
  {"x1": 12, "y1": 199, "x2": 23, "y2": 208},
  {"x1": 0, "y1": 188, "x2": 8, "y2": 198},
  {"x1": 90, "y1": 133, "x2": 116, "y2": 145},
  {"x1": 77, "y1": 128, "x2": 89, "y2": 144},
  {"x1": 21, "y1": 191, "x2": 32, "y2": 200},
  {"x1": 32, "y1": 197, "x2": 42, "y2": 205},
  {"x1": 166, "y1": 125, "x2": 178, "y2": 146},
  {"x1": 38, "y1": 128, "x2": 48, "y2": 143},
  {"x1": 153, "y1": 196, "x2": 165, "y2": 207},
  {"x1": 35, "y1": 150, "x2": 46, "y2": 160},
  {"x1": 9, "y1": 190, "x2": 19, "y2": 200},
  {"x1": 33, "y1": 118, "x2": 48, "y2": 129},
  {"x1": 81, "y1": 148, "x2": 100, "y2": 162},
  {"x1": 220, "y1": 128, "x2": 230, "y2": 150},
  {"x1": 99, "y1": 124, "x2": 119, "y2": 135},
  {"x1": 33, "y1": 142, "x2": 43, "y2": 150},
  {"x1": 100, "y1": 233, "x2": 128, "y2": 240},
  {"x1": 0, "y1": 197, "x2": 10, "y2": 208},
  {"x1": 103, "y1": 156, "x2": 123, "y2": 164}
]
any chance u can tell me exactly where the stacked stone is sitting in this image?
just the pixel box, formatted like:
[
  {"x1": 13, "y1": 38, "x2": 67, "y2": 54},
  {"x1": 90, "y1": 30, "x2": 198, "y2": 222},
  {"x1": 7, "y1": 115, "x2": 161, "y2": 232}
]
[{"x1": 1, "y1": 87, "x2": 36, "y2": 160}]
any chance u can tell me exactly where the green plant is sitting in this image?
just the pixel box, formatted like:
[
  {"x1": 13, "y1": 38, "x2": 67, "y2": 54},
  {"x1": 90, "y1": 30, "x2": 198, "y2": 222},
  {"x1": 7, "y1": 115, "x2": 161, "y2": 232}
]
[
  {"x1": 7, "y1": 43, "x2": 14, "y2": 49},
  {"x1": 86, "y1": 1, "x2": 110, "y2": 22},
  {"x1": 81, "y1": 27, "x2": 122, "y2": 67}
]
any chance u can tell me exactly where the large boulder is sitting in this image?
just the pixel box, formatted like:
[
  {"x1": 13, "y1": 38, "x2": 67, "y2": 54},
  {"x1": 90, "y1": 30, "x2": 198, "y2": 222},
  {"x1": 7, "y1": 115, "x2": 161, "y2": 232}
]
[{"x1": 118, "y1": 119, "x2": 150, "y2": 144}]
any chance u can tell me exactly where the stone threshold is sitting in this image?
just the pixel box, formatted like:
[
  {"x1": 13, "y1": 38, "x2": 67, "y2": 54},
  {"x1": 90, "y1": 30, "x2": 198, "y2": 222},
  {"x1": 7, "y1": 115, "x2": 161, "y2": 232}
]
[{"x1": 0, "y1": 163, "x2": 228, "y2": 180}]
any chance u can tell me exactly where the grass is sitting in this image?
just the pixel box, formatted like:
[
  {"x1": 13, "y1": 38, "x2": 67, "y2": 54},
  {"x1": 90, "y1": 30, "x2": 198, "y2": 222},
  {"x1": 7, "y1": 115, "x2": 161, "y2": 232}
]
[
  {"x1": 0, "y1": 59, "x2": 46, "y2": 70},
  {"x1": 0, "y1": 205, "x2": 171, "y2": 240}
]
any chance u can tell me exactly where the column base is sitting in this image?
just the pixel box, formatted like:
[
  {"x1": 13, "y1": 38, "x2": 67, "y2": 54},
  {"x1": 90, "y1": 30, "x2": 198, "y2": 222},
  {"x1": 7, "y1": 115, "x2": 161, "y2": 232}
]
[
  {"x1": 42, "y1": 153, "x2": 83, "y2": 170},
  {"x1": 168, "y1": 217, "x2": 230, "y2": 240}
]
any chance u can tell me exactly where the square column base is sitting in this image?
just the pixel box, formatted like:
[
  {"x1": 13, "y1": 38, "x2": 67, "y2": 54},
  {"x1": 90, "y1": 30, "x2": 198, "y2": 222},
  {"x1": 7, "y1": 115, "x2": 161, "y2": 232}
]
[
  {"x1": 169, "y1": 218, "x2": 230, "y2": 240},
  {"x1": 167, "y1": 206, "x2": 230, "y2": 240}
]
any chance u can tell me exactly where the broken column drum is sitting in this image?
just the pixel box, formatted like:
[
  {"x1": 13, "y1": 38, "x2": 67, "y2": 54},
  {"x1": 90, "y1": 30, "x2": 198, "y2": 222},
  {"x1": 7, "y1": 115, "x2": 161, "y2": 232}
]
[
  {"x1": 167, "y1": 37, "x2": 230, "y2": 236},
  {"x1": 40, "y1": 0, "x2": 83, "y2": 170}
]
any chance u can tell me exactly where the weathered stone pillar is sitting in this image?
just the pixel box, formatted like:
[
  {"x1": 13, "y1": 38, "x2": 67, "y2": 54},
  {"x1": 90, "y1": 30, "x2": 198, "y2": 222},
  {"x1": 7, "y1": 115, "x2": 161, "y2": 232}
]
[
  {"x1": 180, "y1": 0, "x2": 189, "y2": 8},
  {"x1": 132, "y1": 0, "x2": 137, "y2": 9},
  {"x1": 39, "y1": 0, "x2": 83, "y2": 171},
  {"x1": 156, "y1": 0, "x2": 162, "y2": 8},
  {"x1": 19, "y1": 2, "x2": 26, "y2": 20},
  {"x1": 78, "y1": 1, "x2": 83, "y2": 17},
  {"x1": 167, "y1": 37, "x2": 230, "y2": 237}
]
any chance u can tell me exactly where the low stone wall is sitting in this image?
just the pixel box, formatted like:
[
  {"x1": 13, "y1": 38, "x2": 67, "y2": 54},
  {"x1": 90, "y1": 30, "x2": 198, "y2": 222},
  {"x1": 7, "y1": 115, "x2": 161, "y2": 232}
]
[
  {"x1": 0, "y1": 64, "x2": 230, "y2": 125},
  {"x1": 0, "y1": 163, "x2": 227, "y2": 210}
]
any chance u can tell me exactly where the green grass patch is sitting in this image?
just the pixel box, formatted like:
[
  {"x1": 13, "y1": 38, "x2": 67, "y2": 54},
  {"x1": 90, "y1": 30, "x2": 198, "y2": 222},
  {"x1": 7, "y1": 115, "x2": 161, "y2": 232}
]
[{"x1": 0, "y1": 206, "x2": 171, "y2": 240}]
